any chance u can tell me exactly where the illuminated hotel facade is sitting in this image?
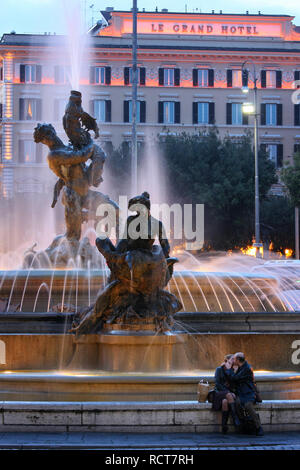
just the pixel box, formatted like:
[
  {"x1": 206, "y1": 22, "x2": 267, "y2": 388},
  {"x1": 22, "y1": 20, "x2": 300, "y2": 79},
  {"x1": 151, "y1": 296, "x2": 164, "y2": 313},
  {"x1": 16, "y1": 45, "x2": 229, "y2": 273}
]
[{"x1": 1, "y1": 9, "x2": 300, "y2": 198}]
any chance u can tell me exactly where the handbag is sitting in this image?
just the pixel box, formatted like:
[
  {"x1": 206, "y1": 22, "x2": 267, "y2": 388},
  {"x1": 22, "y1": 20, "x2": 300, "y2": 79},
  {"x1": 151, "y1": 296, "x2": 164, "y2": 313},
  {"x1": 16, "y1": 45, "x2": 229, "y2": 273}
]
[
  {"x1": 197, "y1": 379, "x2": 210, "y2": 402},
  {"x1": 254, "y1": 383, "x2": 263, "y2": 403}
]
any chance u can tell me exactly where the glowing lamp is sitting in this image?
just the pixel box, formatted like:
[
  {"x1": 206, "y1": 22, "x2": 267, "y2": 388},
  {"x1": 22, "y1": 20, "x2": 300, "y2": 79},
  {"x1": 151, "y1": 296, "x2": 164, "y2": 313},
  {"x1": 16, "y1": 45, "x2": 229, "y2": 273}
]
[{"x1": 242, "y1": 102, "x2": 255, "y2": 114}]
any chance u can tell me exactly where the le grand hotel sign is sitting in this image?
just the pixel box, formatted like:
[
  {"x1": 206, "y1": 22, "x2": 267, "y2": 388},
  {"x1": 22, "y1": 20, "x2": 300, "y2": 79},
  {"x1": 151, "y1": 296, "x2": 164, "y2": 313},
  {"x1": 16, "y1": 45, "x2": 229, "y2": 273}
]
[{"x1": 120, "y1": 17, "x2": 283, "y2": 37}]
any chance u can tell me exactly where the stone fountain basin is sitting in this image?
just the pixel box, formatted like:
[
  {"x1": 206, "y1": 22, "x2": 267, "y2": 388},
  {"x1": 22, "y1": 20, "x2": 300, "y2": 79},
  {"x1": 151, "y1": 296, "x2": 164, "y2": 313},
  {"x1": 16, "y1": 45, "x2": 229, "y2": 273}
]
[
  {"x1": 0, "y1": 370, "x2": 299, "y2": 402},
  {"x1": 0, "y1": 269, "x2": 286, "y2": 312}
]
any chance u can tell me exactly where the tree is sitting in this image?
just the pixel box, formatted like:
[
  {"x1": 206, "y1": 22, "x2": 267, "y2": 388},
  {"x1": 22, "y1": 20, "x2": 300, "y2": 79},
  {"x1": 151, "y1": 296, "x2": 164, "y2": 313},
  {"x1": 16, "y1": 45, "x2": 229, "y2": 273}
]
[
  {"x1": 159, "y1": 128, "x2": 277, "y2": 250},
  {"x1": 281, "y1": 152, "x2": 300, "y2": 257},
  {"x1": 260, "y1": 196, "x2": 294, "y2": 254},
  {"x1": 281, "y1": 152, "x2": 300, "y2": 207}
]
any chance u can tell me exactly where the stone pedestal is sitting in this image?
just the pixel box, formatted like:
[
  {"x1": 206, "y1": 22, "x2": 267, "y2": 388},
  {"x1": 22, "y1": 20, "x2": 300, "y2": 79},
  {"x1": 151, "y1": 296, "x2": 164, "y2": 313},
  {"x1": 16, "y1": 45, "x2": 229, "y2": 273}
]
[{"x1": 69, "y1": 324, "x2": 184, "y2": 372}]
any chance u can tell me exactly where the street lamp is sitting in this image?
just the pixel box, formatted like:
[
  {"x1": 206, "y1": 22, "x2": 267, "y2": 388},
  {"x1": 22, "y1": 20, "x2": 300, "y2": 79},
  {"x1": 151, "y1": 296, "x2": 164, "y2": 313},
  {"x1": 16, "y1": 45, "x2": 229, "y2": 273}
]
[
  {"x1": 242, "y1": 102, "x2": 255, "y2": 114},
  {"x1": 241, "y1": 59, "x2": 263, "y2": 258},
  {"x1": 131, "y1": 0, "x2": 138, "y2": 196}
]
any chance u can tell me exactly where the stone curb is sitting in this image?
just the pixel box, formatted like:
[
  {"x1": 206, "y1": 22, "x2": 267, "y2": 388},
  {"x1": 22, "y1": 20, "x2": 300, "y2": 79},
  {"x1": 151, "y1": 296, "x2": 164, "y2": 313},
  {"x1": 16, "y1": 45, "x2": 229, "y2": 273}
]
[{"x1": 0, "y1": 400, "x2": 299, "y2": 432}]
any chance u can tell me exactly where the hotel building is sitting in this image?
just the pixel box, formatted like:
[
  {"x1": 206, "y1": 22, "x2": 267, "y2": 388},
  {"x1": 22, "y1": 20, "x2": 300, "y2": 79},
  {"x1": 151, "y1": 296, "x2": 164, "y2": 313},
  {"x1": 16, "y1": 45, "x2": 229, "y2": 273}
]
[{"x1": 1, "y1": 9, "x2": 300, "y2": 199}]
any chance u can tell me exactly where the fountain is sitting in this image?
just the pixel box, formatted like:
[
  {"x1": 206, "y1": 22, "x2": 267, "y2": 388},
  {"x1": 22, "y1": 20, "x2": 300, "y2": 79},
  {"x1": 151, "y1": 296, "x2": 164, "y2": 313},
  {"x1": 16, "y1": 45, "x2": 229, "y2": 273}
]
[
  {"x1": 0, "y1": 90, "x2": 300, "y2": 407},
  {"x1": 0, "y1": 6, "x2": 300, "y2": 433}
]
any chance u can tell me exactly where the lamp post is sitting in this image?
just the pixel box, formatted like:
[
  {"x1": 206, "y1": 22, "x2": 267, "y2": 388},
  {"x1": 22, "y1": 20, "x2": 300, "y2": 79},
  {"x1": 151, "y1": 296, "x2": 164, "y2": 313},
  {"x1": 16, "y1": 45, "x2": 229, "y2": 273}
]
[
  {"x1": 242, "y1": 59, "x2": 263, "y2": 258},
  {"x1": 131, "y1": 0, "x2": 138, "y2": 196}
]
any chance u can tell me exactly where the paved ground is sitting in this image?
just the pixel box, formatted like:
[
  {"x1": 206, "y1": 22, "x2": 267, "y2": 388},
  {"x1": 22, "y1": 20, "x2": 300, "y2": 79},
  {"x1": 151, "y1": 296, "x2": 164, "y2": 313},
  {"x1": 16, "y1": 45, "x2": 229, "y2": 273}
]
[{"x1": 0, "y1": 431, "x2": 299, "y2": 450}]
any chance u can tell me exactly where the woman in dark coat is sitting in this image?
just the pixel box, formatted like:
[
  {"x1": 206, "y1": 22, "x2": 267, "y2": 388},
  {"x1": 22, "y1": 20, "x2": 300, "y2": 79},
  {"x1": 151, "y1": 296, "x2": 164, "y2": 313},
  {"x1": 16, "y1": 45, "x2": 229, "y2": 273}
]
[{"x1": 209, "y1": 354, "x2": 241, "y2": 434}]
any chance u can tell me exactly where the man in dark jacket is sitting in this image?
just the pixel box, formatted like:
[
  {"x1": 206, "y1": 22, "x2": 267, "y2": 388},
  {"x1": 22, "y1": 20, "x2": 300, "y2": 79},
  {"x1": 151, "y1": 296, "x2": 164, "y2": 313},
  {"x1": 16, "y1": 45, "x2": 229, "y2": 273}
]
[{"x1": 224, "y1": 352, "x2": 264, "y2": 436}]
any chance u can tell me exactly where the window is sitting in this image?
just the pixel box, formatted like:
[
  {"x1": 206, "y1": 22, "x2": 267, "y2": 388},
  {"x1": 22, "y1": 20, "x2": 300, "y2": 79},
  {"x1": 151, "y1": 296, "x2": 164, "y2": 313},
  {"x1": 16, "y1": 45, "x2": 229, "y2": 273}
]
[
  {"x1": 266, "y1": 71, "x2": 276, "y2": 88},
  {"x1": 193, "y1": 69, "x2": 214, "y2": 87},
  {"x1": 266, "y1": 104, "x2": 277, "y2": 125},
  {"x1": 90, "y1": 99, "x2": 111, "y2": 123},
  {"x1": 198, "y1": 102, "x2": 209, "y2": 124},
  {"x1": 294, "y1": 144, "x2": 300, "y2": 154},
  {"x1": 158, "y1": 101, "x2": 180, "y2": 124},
  {"x1": 23, "y1": 141, "x2": 35, "y2": 163},
  {"x1": 164, "y1": 102, "x2": 175, "y2": 123},
  {"x1": 232, "y1": 70, "x2": 242, "y2": 88},
  {"x1": 129, "y1": 68, "x2": 140, "y2": 84},
  {"x1": 54, "y1": 66, "x2": 70, "y2": 84},
  {"x1": 124, "y1": 67, "x2": 146, "y2": 85},
  {"x1": 128, "y1": 100, "x2": 140, "y2": 123},
  {"x1": 261, "y1": 70, "x2": 282, "y2": 88},
  {"x1": 262, "y1": 143, "x2": 283, "y2": 169},
  {"x1": 267, "y1": 144, "x2": 277, "y2": 165},
  {"x1": 192, "y1": 102, "x2": 209, "y2": 124},
  {"x1": 193, "y1": 102, "x2": 215, "y2": 124},
  {"x1": 261, "y1": 103, "x2": 282, "y2": 126},
  {"x1": 124, "y1": 100, "x2": 146, "y2": 123},
  {"x1": 232, "y1": 103, "x2": 242, "y2": 124},
  {"x1": 20, "y1": 64, "x2": 42, "y2": 83},
  {"x1": 227, "y1": 69, "x2": 248, "y2": 88},
  {"x1": 164, "y1": 69, "x2": 174, "y2": 87},
  {"x1": 295, "y1": 104, "x2": 300, "y2": 126},
  {"x1": 226, "y1": 103, "x2": 248, "y2": 125},
  {"x1": 197, "y1": 70, "x2": 208, "y2": 87},
  {"x1": 90, "y1": 66, "x2": 111, "y2": 85},
  {"x1": 95, "y1": 67, "x2": 105, "y2": 85},
  {"x1": 25, "y1": 65, "x2": 36, "y2": 83},
  {"x1": 18, "y1": 141, "x2": 43, "y2": 164},
  {"x1": 158, "y1": 68, "x2": 180, "y2": 86},
  {"x1": 19, "y1": 98, "x2": 42, "y2": 121},
  {"x1": 94, "y1": 100, "x2": 106, "y2": 122}
]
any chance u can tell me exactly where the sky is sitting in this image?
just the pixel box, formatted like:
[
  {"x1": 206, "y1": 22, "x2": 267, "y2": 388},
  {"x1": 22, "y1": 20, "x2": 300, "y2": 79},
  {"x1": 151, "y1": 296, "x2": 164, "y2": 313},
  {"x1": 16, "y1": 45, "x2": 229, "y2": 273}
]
[{"x1": 0, "y1": 0, "x2": 300, "y2": 36}]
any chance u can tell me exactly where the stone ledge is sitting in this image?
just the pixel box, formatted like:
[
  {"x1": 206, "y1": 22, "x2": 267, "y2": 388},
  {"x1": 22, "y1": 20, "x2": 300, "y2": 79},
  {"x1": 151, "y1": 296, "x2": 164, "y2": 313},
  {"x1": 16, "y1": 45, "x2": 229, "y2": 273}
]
[
  {"x1": 0, "y1": 400, "x2": 299, "y2": 432},
  {"x1": 2, "y1": 312, "x2": 300, "y2": 334}
]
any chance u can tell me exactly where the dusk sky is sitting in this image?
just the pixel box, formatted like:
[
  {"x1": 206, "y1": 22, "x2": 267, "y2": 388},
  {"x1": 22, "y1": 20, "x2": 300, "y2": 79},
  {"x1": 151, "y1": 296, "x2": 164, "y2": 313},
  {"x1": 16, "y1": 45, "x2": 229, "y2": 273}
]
[{"x1": 0, "y1": 0, "x2": 300, "y2": 36}]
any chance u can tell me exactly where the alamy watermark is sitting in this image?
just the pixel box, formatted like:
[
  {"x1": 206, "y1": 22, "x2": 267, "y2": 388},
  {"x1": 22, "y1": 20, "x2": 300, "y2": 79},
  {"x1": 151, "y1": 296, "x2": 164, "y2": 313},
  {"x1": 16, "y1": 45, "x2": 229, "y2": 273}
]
[
  {"x1": 292, "y1": 81, "x2": 300, "y2": 105},
  {"x1": 95, "y1": 196, "x2": 204, "y2": 251},
  {"x1": 291, "y1": 340, "x2": 300, "y2": 365},
  {"x1": 0, "y1": 340, "x2": 6, "y2": 365}
]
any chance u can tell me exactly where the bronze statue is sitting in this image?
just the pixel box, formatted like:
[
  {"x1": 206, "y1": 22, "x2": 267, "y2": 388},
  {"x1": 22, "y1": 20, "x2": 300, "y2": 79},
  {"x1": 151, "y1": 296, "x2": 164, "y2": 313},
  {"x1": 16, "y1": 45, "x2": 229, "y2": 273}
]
[
  {"x1": 33, "y1": 122, "x2": 117, "y2": 241},
  {"x1": 31, "y1": 90, "x2": 181, "y2": 333},
  {"x1": 72, "y1": 192, "x2": 182, "y2": 334},
  {"x1": 28, "y1": 90, "x2": 119, "y2": 268}
]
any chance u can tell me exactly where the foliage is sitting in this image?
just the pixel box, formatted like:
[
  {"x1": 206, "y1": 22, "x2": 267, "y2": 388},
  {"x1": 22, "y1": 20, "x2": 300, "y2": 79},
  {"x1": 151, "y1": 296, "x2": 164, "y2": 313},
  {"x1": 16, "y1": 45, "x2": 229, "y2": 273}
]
[
  {"x1": 281, "y1": 152, "x2": 300, "y2": 208},
  {"x1": 260, "y1": 196, "x2": 294, "y2": 253},
  {"x1": 158, "y1": 129, "x2": 277, "y2": 250}
]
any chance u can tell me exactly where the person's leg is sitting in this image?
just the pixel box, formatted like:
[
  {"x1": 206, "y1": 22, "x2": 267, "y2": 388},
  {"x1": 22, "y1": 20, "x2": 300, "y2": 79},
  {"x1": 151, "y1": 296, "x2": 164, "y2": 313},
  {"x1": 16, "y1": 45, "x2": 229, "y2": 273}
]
[
  {"x1": 244, "y1": 401, "x2": 264, "y2": 436},
  {"x1": 221, "y1": 398, "x2": 229, "y2": 434},
  {"x1": 235, "y1": 396, "x2": 244, "y2": 421},
  {"x1": 227, "y1": 393, "x2": 241, "y2": 429}
]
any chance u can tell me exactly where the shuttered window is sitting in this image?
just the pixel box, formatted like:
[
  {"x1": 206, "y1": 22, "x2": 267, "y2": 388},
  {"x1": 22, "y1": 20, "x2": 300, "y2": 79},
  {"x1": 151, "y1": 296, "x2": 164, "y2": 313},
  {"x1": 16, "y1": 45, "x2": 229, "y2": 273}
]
[
  {"x1": 19, "y1": 98, "x2": 42, "y2": 120},
  {"x1": 20, "y1": 64, "x2": 42, "y2": 83},
  {"x1": 124, "y1": 100, "x2": 146, "y2": 123},
  {"x1": 232, "y1": 70, "x2": 242, "y2": 88},
  {"x1": 90, "y1": 66, "x2": 111, "y2": 85},
  {"x1": 94, "y1": 100, "x2": 106, "y2": 122},
  {"x1": 264, "y1": 144, "x2": 283, "y2": 168},
  {"x1": 232, "y1": 103, "x2": 243, "y2": 125},
  {"x1": 266, "y1": 104, "x2": 277, "y2": 125}
]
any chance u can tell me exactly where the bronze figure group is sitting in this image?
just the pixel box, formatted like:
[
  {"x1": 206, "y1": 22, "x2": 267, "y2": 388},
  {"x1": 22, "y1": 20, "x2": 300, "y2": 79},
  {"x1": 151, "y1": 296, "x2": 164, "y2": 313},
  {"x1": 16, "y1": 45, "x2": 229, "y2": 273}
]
[{"x1": 33, "y1": 90, "x2": 182, "y2": 333}]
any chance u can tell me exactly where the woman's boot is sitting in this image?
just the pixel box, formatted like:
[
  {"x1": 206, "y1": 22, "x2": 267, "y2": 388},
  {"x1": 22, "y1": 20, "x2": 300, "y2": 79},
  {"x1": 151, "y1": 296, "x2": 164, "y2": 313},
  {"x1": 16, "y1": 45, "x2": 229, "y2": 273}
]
[
  {"x1": 229, "y1": 403, "x2": 241, "y2": 429},
  {"x1": 221, "y1": 410, "x2": 229, "y2": 434}
]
